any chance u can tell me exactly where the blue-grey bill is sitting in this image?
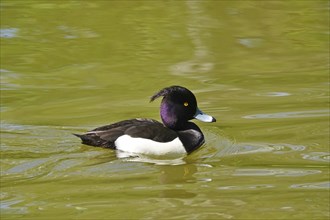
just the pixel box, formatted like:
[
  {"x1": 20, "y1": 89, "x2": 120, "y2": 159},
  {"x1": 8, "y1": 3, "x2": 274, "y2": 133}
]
[{"x1": 194, "y1": 108, "x2": 216, "y2": 122}]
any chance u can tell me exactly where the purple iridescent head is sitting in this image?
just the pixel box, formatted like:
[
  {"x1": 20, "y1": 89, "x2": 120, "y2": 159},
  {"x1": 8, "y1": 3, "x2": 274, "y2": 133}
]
[{"x1": 150, "y1": 86, "x2": 216, "y2": 129}]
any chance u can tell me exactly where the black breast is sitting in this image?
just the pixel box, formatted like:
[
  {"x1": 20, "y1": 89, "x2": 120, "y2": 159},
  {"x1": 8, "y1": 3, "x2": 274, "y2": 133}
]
[{"x1": 176, "y1": 122, "x2": 205, "y2": 153}]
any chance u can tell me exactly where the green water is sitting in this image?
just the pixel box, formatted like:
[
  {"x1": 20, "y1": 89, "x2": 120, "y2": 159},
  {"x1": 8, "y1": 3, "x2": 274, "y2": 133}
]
[{"x1": 1, "y1": 1, "x2": 329, "y2": 219}]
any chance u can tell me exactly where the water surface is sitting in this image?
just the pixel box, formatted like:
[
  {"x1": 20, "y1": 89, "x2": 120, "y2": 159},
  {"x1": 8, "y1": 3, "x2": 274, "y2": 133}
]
[{"x1": 1, "y1": 1, "x2": 329, "y2": 219}]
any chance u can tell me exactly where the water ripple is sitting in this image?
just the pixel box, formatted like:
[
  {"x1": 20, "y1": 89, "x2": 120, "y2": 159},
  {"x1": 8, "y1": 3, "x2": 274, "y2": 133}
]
[
  {"x1": 233, "y1": 168, "x2": 321, "y2": 177},
  {"x1": 0, "y1": 28, "x2": 18, "y2": 38},
  {"x1": 243, "y1": 109, "x2": 329, "y2": 119},
  {"x1": 3, "y1": 158, "x2": 49, "y2": 174},
  {"x1": 0, "y1": 193, "x2": 27, "y2": 215},
  {"x1": 302, "y1": 152, "x2": 330, "y2": 163},
  {"x1": 290, "y1": 181, "x2": 330, "y2": 189},
  {"x1": 256, "y1": 92, "x2": 291, "y2": 97},
  {"x1": 227, "y1": 143, "x2": 306, "y2": 155},
  {"x1": 218, "y1": 184, "x2": 274, "y2": 190}
]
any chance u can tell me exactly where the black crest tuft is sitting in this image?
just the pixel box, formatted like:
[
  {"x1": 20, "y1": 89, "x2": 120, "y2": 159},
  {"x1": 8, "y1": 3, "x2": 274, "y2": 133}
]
[{"x1": 150, "y1": 85, "x2": 188, "y2": 102}]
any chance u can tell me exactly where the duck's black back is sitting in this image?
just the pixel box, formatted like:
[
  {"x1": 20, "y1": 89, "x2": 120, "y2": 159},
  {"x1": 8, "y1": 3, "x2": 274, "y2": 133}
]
[{"x1": 74, "y1": 118, "x2": 178, "y2": 149}]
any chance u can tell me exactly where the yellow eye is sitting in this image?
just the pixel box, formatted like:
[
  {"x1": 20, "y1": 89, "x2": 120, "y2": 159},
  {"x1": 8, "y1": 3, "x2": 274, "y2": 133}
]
[{"x1": 184, "y1": 102, "x2": 189, "y2": 107}]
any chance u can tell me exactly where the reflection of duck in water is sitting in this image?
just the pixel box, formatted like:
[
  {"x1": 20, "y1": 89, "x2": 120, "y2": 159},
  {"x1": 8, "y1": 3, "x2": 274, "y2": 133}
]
[
  {"x1": 157, "y1": 163, "x2": 198, "y2": 199},
  {"x1": 75, "y1": 86, "x2": 216, "y2": 156},
  {"x1": 158, "y1": 163, "x2": 197, "y2": 184}
]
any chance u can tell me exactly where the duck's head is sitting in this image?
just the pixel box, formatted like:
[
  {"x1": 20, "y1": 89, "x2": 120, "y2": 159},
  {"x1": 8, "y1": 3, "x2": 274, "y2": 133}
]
[{"x1": 150, "y1": 85, "x2": 216, "y2": 129}]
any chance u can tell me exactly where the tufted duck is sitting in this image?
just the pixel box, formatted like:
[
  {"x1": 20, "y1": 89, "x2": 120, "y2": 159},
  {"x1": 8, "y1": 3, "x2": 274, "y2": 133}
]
[{"x1": 74, "y1": 85, "x2": 216, "y2": 156}]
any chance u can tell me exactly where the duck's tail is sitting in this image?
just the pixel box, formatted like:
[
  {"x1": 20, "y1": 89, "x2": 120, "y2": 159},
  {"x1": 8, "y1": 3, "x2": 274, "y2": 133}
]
[
  {"x1": 73, "y1": 133, "x2": 97, "y2": 145},
  {"x1": 73, "y1": 133, "x2": 113, "y2": 148}
]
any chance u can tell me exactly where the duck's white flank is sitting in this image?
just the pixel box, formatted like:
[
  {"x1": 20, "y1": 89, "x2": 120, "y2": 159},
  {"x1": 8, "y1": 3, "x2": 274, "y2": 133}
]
[{"x1": 115, "y1": 135, "x2": 186, "y2": 156}]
